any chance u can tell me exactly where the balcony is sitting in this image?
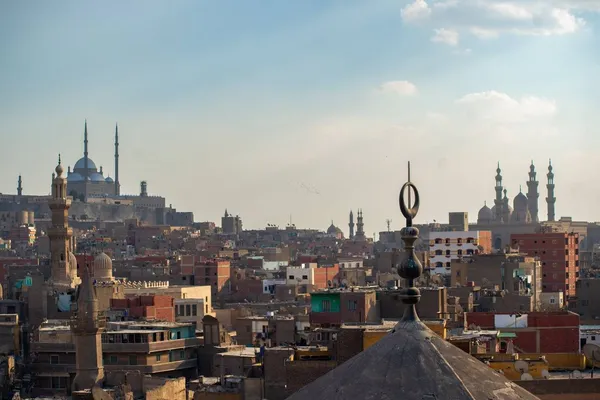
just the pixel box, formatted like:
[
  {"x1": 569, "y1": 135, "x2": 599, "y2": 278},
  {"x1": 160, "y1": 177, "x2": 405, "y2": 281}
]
[
  {"x1": 102, "y1": 338, "x2": 201, "y2": 353},
  {"x1": 309, "y1": 312, "x2": 341, "y2": 326},
  {"x1": 105, "y1": 359, "x2": 197, "y2": 373},
  {"x1": 31, "y1": 363, "x2": 75, "y2": 374},
  {"x1": 31, "y1": 342, "x2": 75, "y2": 353}
]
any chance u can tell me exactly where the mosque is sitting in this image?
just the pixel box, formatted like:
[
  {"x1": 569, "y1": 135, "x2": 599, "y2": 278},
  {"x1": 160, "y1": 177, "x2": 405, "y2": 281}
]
[
  {"x1": 473, "y1": 161, "x2": 556, "y2": 249},
  {"x1": 66, "y1": 120, "x2": 120, "y2": 200}
]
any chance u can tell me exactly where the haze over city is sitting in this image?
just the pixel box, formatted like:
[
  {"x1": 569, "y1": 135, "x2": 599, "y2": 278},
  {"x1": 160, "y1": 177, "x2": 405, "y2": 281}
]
[{"x1": 2, "y1": 0, "x2": 600, "y2": 230}]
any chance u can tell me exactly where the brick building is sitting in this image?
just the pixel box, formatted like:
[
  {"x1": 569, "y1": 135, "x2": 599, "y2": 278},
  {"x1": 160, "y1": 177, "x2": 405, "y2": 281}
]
[
  {"x1": 110, "y1": 295, "x2": 175, "y2": 322},
  {"x1": 465, "y1": 311, "x2": 579, "y2": 353},
  {"x1": 309, "y1": 289, "x2": 378, "y2": 327},
  {"x1": 195, "y1": 259, "x2": 231, "y2": 297},
  {"x1": 511, "y1": 232, "x2": 579, "y2": 296}
]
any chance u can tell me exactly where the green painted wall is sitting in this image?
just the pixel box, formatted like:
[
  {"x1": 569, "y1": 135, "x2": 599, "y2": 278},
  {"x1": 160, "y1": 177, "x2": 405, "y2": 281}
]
[{"x1": 311, "y1": 293, "x2": 341, "y2": 312}]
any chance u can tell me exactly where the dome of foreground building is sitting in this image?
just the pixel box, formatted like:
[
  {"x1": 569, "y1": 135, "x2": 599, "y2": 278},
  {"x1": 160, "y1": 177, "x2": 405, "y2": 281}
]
[{"x1": 286, "y1": 170, "x2": 539, "y2": 400}]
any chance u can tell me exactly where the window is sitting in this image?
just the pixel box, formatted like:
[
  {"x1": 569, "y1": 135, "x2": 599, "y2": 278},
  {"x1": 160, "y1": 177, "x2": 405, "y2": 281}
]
[
  {"x1": 302, "y1": 275, "x2": 308, "y2": 280},
  {"x1": 593, "y1": 336, "x2": 596, "y2": 341},
  {"x1": 445, "y1": 250, "x2": 450, "y2": 256},
  {"x1": 289, "y1": 275, "x2": 295, "y2": 280},
  {"x1": 156, "y1": 354, "x2": 162, "y2": 361},
  {"x1": 180, "y1": 350, "x2": 185, "y2": 359},
  {"x1": 186, "y1": 304, "x2": 191, "y2": 316},
  {"x1": 550, "y1": 298, "x2": 556, "y2": 304},
  {"x1": 192, "y1": 304, "x2": 197, "y2": 316},
  {"x1": 50, "y1": 355, "x2": 59, "y2": 364},
  {"x1": 456, "y1": 270, "x2": 461, "y2": 277},
  {"x1": 435, "y1": 250, "x2": 443, "y2": 255},
  {"x1": 457, "y1": 250, "x2": 463, "y2": 256},
  {"x1": 322, "y1": 300, "x2": 331, "y2": 312},
  {"x1": 356, "y1": 262, "x2": 360, "y2": 268},
  {"x1": 129, "y1": 355, "x2": 137, "y2": 365},
  {"x1": 51, "y1": 377, "x2": 67, "y2": 389},
  {"x1": 110, "y1": 355, "x2": 118, "y2": 364},
  {"x1": 348, "y1": 300, "x2": 357, "y2": 311}
]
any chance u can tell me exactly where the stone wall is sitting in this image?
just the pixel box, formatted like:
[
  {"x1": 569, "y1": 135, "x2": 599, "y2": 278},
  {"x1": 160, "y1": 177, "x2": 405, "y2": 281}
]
[{"x1": 146, "y1": 377, "x2": 187, "y2": 400}]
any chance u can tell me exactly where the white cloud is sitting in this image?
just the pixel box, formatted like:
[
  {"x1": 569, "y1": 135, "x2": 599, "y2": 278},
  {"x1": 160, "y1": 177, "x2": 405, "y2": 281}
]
[
  {"x1": 403, "y1": 0, "x2": 587, "y2": 40},
  {"x1": 379, "y1": 80, "x2": 418, "y2": 96},
  {"x1": 401, "y1": 0, "x2": 431, "y2": 22},
  {"x1": 431, "y1": 28, "x2": 459, "y2": 45},
  {"x1": 455, "y1": 90, "x2": 557, "y2": 122},
  {"x1": 470, "y1": 27, "x2": 500, "y2": 39}
]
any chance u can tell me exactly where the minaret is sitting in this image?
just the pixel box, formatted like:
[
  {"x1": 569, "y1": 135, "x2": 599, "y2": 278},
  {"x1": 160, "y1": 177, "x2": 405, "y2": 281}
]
[
  {"x1": 494, "y1": 162, "x2": 503, "y2": 222},
  {"x1": 71, "y1": 266, "x2": 105, "y2": 391},
  {"x1": 114, "y1": 123, "x2": 120, "y2": 196},
  {"x1": 17, "y1": 175, "x2": 22, "y2": 196},
  {"x1": 48, "y1": 155, "x2": 73, "y2": 287},
  {"x1": 83, "y1": 120, "x2": 89, "y2": 200},
  {"x1": 355, "y1": 209, "x2": 366, "y2": 240},
  {"x1": 526, "y1": 161, "x2": 539, "y2": 223},
  {"x1": 502, "y1": 188, "x2": 511, "y2": 223},
  {"x1": 348, "y1": 210, "x2": 355, "y2": 239},
  {"x1": 546, "y1": 159, "x2": 556, "y2": 222}
]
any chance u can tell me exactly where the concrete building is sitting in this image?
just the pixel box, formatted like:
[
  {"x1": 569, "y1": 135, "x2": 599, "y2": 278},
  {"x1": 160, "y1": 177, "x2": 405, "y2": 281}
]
[
  {"x1": 221, "y1": 209, "x2": 243, "y2": 235},
  {"x1": 511, "y1": 232, "x2": 579, "y2": 297},
  {"x1": 122, "y1": 283, "x2": 213, "y2": 316},
  {"x1": 428, "y1": 230, "x2": 492, "y2": 274},
  {"x1": 309, "y1": 289, "x2": 378, "y2": 327},
  {"x1": 194, "y1": 259, "x2": 231, "y2": 298}
]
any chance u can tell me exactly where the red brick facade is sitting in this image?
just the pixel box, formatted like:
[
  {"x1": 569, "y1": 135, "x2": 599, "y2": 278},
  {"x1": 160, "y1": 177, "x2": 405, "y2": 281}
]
[
  {"x1": 511, "y1": 232, "x2": 579, "y2": 296},
  {"x1": 466, "y1": 311, "x2": 579, "y2": 353},
  {"x1": 112, "y1": 295, "x2": 175, "y2": 322}
]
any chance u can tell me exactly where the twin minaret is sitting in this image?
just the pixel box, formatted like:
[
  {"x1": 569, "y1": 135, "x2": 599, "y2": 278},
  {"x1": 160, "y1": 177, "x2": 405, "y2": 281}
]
[
  {"x1": 82, "y1": 120, "x2": 121, "y2": 197},
  {"x1": 348, "y1": 209, "x2": 365, "y2": 240},
  {"x1": 494, "y1": 160, "x2": 556, "y2": 222}
]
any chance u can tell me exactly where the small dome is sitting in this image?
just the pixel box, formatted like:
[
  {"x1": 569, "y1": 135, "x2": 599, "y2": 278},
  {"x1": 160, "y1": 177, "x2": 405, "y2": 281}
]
[
  {"x1": 94, "y1": 252, "x2": 113, "y2": 281},
  {"x1": 90, "y1": 172, "x2": 105, "y2": 182},
  {"x1": 105, "y1": 176, "x2": 114, "y2": 183},
  {"x1": 68, "y1": 172, "x2": 84, "y2": 182},
  {"x1": 327, "y1": 223, "x2": 341, "y2": 234},
  {"x1": 513, "y1": 191, "x2": 528, "y2": 210},
  {"x1": 74, "y1": 157, "x2": 98, "y2": 171},
  {"x1": 55, "y1": 163, "x2": 64, "y2": 176},
  {"x1": 477, "y1": 203, "x2": 493, "y2": 222}
]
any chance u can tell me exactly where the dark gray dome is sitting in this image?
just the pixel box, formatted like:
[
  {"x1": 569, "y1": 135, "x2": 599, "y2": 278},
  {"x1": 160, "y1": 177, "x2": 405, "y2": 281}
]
[{"x1": 74, "y1": 157, "x2": 97, "y2": 170}]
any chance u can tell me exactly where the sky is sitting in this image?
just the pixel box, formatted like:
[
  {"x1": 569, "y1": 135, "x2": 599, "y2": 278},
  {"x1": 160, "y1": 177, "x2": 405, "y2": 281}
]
[{"x1": 1, "y1": 0, "x2": 600, "y2": 234}]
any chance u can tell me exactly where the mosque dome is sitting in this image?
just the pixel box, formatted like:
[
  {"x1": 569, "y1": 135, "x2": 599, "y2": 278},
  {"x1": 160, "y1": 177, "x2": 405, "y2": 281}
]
[
  {"x1": 90, "y1": 172, "x2": 105, "y2": 182},
  {"x1": 477, "y1": 202, "x2": 493, "y2": 223},
  {"x1": 513, "y1": 191, "x2": 528, "y2": 210},
  {"x1": 105, "y1": 176, "x2": 114, "y2": 183},
  {"x1": 74, "y1": 157, "x2": 98, "y2": 171},
  {"x1": 327, "y1": 223, "x2": 342, "y2": 235},
  {"x1": 94, "y1": 252, "x2": 113, "y2": 281},
  {"x1": 68, "y1": 172, "x2": 84, "y2": 182}
]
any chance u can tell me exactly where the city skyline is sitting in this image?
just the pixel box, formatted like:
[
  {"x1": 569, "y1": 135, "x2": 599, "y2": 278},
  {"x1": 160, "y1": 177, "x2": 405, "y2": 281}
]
[{"x1": 2, "y1": 1, "x2": 600, "y2": 230}]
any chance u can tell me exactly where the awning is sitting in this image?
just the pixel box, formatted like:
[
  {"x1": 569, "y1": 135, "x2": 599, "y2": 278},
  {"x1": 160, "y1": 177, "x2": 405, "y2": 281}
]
[{"x1": 498, "y1": 332, "x2": 517, "y2": 338}]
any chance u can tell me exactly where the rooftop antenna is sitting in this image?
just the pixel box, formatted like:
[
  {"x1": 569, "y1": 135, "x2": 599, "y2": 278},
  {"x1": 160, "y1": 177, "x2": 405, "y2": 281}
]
[{"x1": 386, "y1": 219, "x2": 392, "y2": 232}]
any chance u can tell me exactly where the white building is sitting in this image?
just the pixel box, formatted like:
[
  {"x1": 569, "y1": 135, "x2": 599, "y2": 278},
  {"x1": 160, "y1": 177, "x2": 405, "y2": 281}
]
[
  {"x1": 338, "y1": 257, "x2": 364, "y2": 269},
  {"x1": 428, "y1": 231, "x2": 492, "y2": 275},
  {"x1": 263, "y1": 260, "x2": 288, "y2": 271},
  {"x1": 286, "y1": 264, "x2": 315, "y2": 286}
]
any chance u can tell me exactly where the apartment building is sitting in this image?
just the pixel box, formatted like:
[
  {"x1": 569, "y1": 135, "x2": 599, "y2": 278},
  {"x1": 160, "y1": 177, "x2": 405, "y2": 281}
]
[{"x1": 428, "y1": 230, "x2": 492, "y2": 275}]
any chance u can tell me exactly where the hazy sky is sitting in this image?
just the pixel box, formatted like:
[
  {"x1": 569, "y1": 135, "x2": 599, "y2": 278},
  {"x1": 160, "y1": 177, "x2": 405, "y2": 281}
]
[{"x1": 1, "y1": 0, "x2": 599, "y2": 233}]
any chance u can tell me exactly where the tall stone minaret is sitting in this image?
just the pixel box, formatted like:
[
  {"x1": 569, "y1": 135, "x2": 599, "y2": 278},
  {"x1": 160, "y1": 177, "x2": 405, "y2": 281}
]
[
  {"x1": 83, "y1": 120, "x2": 89, "y2": 200},
  {"x1": 114, "y1": 123, "x2": 120, "y2": 196},
  {"x1": 348, "y1": 210, "x2": 355, "y2": 239},
  {"x1": 526, "y1": 161, "x2": 539, "y2": 223},
  {"x1": 355, "y1": 209, "x2": 366, "y2": 240},
  {"x1": 546, "y1": 159, "x2": 556, "y2": 222},
  {"x1": 494, "y1": 162, "x2": 503, "y2": 222},
  {"x1": 71, "y1": 266, "x2": 105, "y2": 391},
  {"x1": 17, "y1": 175, "x2": 22, "y2": 197},
  {"x1": 49, "y1": 156, "x2": 73, "y2": 287}
]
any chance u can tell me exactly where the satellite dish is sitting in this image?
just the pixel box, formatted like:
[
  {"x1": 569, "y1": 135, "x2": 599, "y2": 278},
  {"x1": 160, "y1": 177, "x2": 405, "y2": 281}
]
[
  {"x1": 541, "y1": 369, "x2": 550, "y2": 379},
  {"x1": 572, "y1": 370, "x2": 583, "y2": 379},
  {"x1": 521, "y1": 373, "x2": 533, "y2": 381},
  {"x1": 583, "y1": 343, "x2": 600, "y2": 378},
  {"x1": 515, "y1": 360, "x2": 529, "y2": 373}
]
